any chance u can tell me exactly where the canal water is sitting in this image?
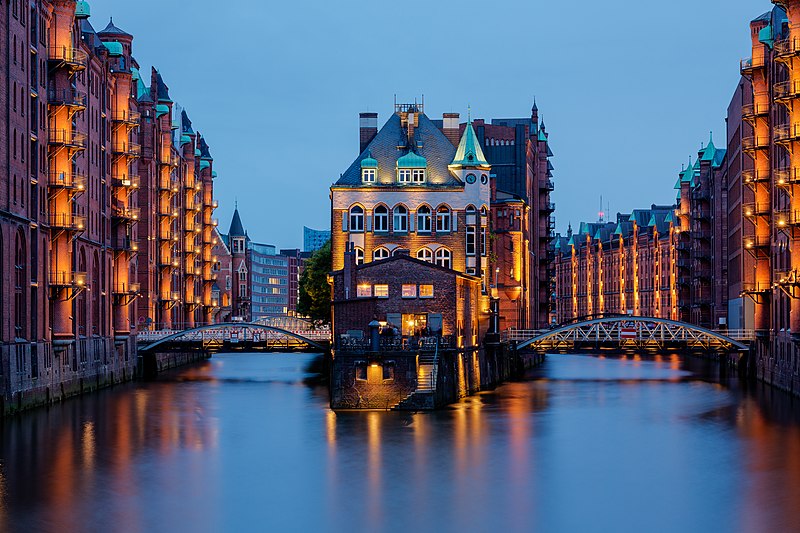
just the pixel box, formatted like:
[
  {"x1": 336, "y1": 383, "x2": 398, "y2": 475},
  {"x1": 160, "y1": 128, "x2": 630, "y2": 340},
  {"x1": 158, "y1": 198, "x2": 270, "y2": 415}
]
[{"x1": 2, "y1": 352, "x2": 800, "y2": 533}]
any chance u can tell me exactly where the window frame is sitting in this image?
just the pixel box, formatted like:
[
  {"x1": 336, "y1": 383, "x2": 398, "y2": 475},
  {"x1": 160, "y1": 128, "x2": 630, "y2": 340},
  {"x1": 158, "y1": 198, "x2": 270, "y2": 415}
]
[
  {"x1": 349, "y1": 205, "x2": 364, "y2": 232},
  {"x1": 436, "y1": 206, "x2": 451, "y2": 233},
  {"x1": 362, "y1": 168, "x2": 376, "y2": 183},
  {"x1": 435, "y1": 248, "x2": 452, "y2": 269},
  {"x1": 401, "y1": 284, "x2": 417, "y2": 299},
  {"x1": 398, "y1": 169, "x2": 412, "y2": 183},
  {"x1": 373, "y1": 205, "x2": 389, "y2": 232},
  {"x1": 374, "y1": 284, "x2": 389, "y2": 298},
  {"x1": 419, "y1": 284, "x2": 434, "y2": 298},
  {"x1": 393, "y1": 205, "x2": 408, "y2": 233},
  {"x1": 417, "y1": 247, "x2": 433, "y2": 263},
  {"x1": 417, "y1": 205, "x2": 432, "y2": 233}
]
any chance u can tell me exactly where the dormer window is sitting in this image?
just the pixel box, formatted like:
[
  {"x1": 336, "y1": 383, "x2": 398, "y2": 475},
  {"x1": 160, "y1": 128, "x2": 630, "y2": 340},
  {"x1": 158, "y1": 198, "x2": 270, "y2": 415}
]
[
  {"x1": 412, "y1": 169, "x2": 425, "y2": 183},
  {"x1": 362, "y1": 168, "x2": 376, "y2": 182},
  {"x1": 398, "y1": 169, "x2": 412, "y2": 183},
  {"x1": 396, "y1": 150, "x2": 427, "y2": 184}
]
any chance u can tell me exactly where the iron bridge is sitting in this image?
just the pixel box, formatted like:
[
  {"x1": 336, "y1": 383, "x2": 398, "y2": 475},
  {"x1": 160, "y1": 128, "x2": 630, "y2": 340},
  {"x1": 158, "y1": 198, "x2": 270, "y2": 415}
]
[
  {"x1": 137, "y1": 320, "x2": 331, "y2": 353},
  {"x1": 505, "y1": 317, "x2": 750, "y2": 353}
]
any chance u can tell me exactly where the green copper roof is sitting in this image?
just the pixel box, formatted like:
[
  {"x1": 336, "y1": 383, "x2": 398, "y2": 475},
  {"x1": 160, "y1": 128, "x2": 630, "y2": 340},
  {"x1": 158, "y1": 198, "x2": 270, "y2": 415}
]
[
  {"x1": 613, "y1": 223, "x2": 623, "y2": 235},
  {"x1": 200, "y1": 160, "x2": 210, "y2": 170},
  {"x1": 397, "y1": 150, "x2": 427, "y2": 168},
  {"x1": 194, "y1": 148, "x2": 202, "y2": 157},
  {"x1": 701, "y1": 134, "x2": 717, "y2": 162},
  {"x1": 759, "y1": 23, "x2": 774, "y2": 49},
  {"x1": 648, "y1": 213, "x2": 657, "y2": 227},
  {"x1": 131, "y1": 67, "x2": 140, "y2": 82},
  {"x1": 676, "y1": 190, "x2": 681, "y2": 200},
  {"x1": 211, "y1": 171, "x2": 218, "y2": 178},
  {"x1": 76, "y1": 1, "x2": 91, "y2": 18},
  {"x1": 664, "y1": 211, "x2": 674, "y2": 223},
  {"x1": 360, "y1": 151, "x2": 378, "y2": 168},
  {"x1": 567, "y1": 235, "x2": 576, "y2": 247},
  {"x1": 102, "y1": 41, "x2": 123, "y2": 56},
  {"x1": 451, "y1": 122, "x2": 488, "y2": 167},
  {"x1": 155, "y1": 104, "x2": 169, "y2": 117},
  {"x1": 180, "y1": 134, "x2": 192, "y2": 145}
]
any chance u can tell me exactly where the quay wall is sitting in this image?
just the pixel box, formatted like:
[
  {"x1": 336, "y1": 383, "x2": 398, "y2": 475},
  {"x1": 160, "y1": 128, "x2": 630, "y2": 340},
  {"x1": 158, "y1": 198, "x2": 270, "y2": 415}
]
[{"x1": 753, "y1": 335, "x2": 800, "y2": 397}]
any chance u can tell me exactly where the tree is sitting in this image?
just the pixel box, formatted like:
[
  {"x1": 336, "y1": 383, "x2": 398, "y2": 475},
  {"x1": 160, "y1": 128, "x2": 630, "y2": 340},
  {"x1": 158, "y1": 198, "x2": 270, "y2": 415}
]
[{"x1": 298, "y1": 240, "x2": 332, "y2": 323}]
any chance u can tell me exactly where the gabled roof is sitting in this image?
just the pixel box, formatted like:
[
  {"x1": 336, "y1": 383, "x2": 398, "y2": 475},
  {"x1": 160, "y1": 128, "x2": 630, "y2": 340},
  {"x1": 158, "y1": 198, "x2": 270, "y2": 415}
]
[
  {"x1": 337, "y1": 252, "x2": 480, "y2": 280},
  {"x1": 98, "y1": 17, "x2": 131, "y2": 37},
  {"x1": 181, "y1": 110, "x2": 194, "y2": 135},
  {"x1": 451, "y1": 122, "x2": 489, "y2": 167},
  {"x1": 154, "y1": 69, "x2": 172, "y2": 103},
  {"x1": 198, "y1": 136, "x2": 212, "y2": 160},
  {"x1": 334, "y1": 112, "x2": 462, "y2": 187}
]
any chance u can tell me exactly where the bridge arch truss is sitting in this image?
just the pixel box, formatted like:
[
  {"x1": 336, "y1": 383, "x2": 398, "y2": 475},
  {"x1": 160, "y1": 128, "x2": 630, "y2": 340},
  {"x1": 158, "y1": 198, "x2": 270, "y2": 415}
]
[{"x1": 513, "y1": 317, "x2": 749, "y2": 352}]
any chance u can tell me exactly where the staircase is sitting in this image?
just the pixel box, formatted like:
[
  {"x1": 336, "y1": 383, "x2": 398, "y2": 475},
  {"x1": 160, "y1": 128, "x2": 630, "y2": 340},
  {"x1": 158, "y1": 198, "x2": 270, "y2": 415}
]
[{"x1": 390, "y1": 350, "x2": 439, "y2": 410}]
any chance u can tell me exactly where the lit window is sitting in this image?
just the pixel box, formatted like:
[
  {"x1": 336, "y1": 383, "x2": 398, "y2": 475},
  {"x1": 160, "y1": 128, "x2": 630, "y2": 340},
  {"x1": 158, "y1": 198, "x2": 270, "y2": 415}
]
[
  {"x1": 355, "y1": 247, "x2": 364, "y2": 265},
  {"x1": 436, "y1": 206, "x2": 451, "y2": 232},
  {"x1": 417, "y1": 247, "x2": 433, "y2": 263},
  {"x1": 362, "y1": 168, "x2": 376, "y2": 182},
  {"x1": 349, "y1": 206, "x2": 364, "y2": 232},
  {"x1": 412, "y1": 169, "x2": 425, "y2": 183},
  {"x1": 402, "y1": 284, "x2": 417, "y2": 298},
  {"x1": 357, "y1": 284, "x2": 371, "y2": 297},
  {"x1": 374, "y1": 284, "x2": 389, "y2": 298},
  {"x1": 373, "y1": 247, "x2": 390, "y2": 260},
  {"x1": 393, "y1": 205, "x2": 408, "y2": 232},
  {"x1": 435, "y1": 248, "x2": 451, "y2": 269},
  {"x1": 374, "y1": 205, "x2": 388, "y2": 232},
  {"x1": 398, "y1": 169, "x2": 412, "y2": 183},
  {"x1": 417, "y1": 205, "x2": 431, "y2": 233},
  {"x1": 420, "y1": 285, "x2": 434, "y2": 298}
]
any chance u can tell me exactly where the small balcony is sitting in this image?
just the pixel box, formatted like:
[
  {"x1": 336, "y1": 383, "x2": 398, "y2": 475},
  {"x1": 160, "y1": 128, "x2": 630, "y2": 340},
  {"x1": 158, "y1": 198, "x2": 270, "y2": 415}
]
[
  {"x1": 539, "y1": 179, "x2": 555, "y2": 191},
  {"x1": 775, "y1": 210, "x2": 800, "y2": 228},
  {"x1": 111, "y1": 142, "x2": 141, "y2": 157},
  {"x1": 111, "y1": 173, "x2": 140, "y2": 189},
  {"x1": 48, "y1": 46, "x2": 88, "y2": 70},
  {"x1": 741, "y1": 135, "x2": 770, "y2": 152},
  {"x1": 742, "y1": 203, "x2": 770, "y2": 218},
  {"x1": 774, "y1": 38, "x2": 800, "y2": 59},
  {"x1": 49, "y1": 129, "x2": 87, "y2": 149},
  {"x1": 48, "y1": 88, "x2": 87, "y2": 109},
  {"x1": 775, "y1": 123, "x2": 800, "y2": 144},
  {"x1": 742, "y1": 169, "x2": 771, "y2": 186},
  {"x1": 744, "y1": 235, "x2": 770, "y2": 250},
  {"x1": 775, "y1": 80, "x2": 800, "y2": 101},
  {"x1": 112, "y1": 237, "x2": 139, "y2": 253},
  {"x1": 159, "y1": 254, "x2": 180, "y2": 268},
  {"x1": 48, "y1": 170, "x2": 86, "y2": 192},
  {"x1": 159, "y1": 231, "x2": 179, "y2": 242},
  {"x1": 740, "y1": 54, "x2": 766, "y2": 74},
  {"x1": 741, "y1": 100, "x2": 770, "y2": 120},
  {"x1": 113, "y1": 282, "x2": 140, "y2": 295},
  {"x1": 775, "y1": 167, "x2": 800, "y2": 187},
  {"x1": 112, "y1": 206, "x2": 140, "y2": 222},
  {"x1": 741, "y1": 281, "x2": 771, "y2": 294},
  {"x1": 158, "y1": 177, "x2": 179, "y2": 193},
  {"x1": 111, "y1": 110, "x2": 141, "y2": 125},
  {"x1": 49, "y1": 213, "x2": 86, "y2": 232},
  {"x1": 50, "y1": 270, "x2": 88, "y2": 288}
]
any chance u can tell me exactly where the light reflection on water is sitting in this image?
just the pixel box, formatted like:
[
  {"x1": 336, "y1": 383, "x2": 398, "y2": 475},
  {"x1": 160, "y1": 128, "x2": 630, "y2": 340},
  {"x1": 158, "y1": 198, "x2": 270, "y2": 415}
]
[{"x1": 1, "y1": 352, "x2": 799, "y2": 532}]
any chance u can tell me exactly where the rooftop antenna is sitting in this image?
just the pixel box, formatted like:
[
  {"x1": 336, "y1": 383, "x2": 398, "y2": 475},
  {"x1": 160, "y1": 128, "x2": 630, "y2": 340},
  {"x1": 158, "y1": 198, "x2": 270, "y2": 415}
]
[{"x1": 599, "y1": 195, "x2": 605, "y2": 222}]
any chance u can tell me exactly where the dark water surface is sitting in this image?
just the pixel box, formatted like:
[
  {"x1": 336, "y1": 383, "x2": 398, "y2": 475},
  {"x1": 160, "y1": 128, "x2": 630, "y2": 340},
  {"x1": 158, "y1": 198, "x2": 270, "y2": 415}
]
[{"x1": 2, "y1": 352, "x2": 800, "y2": 533}]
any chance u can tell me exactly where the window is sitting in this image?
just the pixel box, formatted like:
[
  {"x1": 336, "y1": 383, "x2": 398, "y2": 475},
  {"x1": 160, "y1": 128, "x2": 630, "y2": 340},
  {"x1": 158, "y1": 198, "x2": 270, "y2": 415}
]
[
  {"x1": 349, "y1": 205, "x2": 364, "y2": 232},
  {"x1": 398, "y1": 169, "x2": 412, "y2": 183},
  {"x1": 481, "y1": 227, "x2": 487, "y2": 256},
  {"x1": 412, "y1": 169, "x2": 425, "y2": 183},
  {"x1": 355, "y1": 361, "x2": 367, "y2": 381},
  {"x1": 417, "y1": 247, "x2": 433, "y2": 263},
  {"x1": 383, "y1": 361, "x2": 395, "y2": 381},
  {"x1": 466, "y1": 205, "x2": 477, "y2": 225},
  {"x1": 357, "y1": 284, "x2": 371, "y2": 297},
  {"x1": 436, "y1": 206, "x2": 451, "y2": 232},
  {"x1": 417, "y1": 205, "x2": 431, "y2": 233},
  {"x1": 402, "y1": 284, "x2": 417, "y2": 298},
  {"x1": 393, "y1": 205, "x2": 408, "y2": 233},
  {"x1": 373, "y1": 247, "x2": 390, "y2": 261},
  {"x1": 466, "y1": 226, "x2": 476, "y2": 256},
  {"x1": 435, "y1": 248, "x2": 451, "y2": 269},
  {"x1": 362, "y1": 168, "x2": 376, "y2": 182},
  {"x1": 374, "y1": 284, "x2": 389, "y2": 298},
  {"x1": 420, "y1": 285, "x2": 434, "y2": 298},
  {"x1": 239, "y1": 283, "x2": 247, "y2": 297},
  {"x1": 355, "y1": 247, "x2": 364, "y2": 265},
  {"x1": 373, "y1": 205, "x2": 388, "y2": 232}
]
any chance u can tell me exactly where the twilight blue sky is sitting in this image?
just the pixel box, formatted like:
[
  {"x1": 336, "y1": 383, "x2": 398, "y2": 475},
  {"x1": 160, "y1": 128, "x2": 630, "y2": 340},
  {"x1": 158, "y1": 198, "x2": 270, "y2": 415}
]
[{"x1": 91, "y1": 0, "x2": 761, "y2": 249}]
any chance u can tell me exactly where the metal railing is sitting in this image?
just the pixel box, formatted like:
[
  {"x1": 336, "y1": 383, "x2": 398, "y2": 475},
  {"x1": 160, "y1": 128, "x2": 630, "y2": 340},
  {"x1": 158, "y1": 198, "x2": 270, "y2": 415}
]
[
  {"x1": 741, "y1": 135, "x2": 770, "y2": 151},
  {"x1": 112, "y1": 206, "x2": 140, "y2": 221},
  {"x1": 48, "y1": 46, "x2": 88, "y2": 68},
  {"x1": 48, "y1": 170, "x2": 86, "y2": 191},
  {"x1": 743, "y1": 235, "x2": 770, "y2": 249},
  {"x1": 111, "y1": 142, "x2": 141, "y2": 156},
  {"x1": 775, "y1": 167, "x2": 800, "y2": 186},
  {"x1": 49, "y1": 129, "x2": 87, "y2": 148},
  {"x1": 740, "y1": 54, "x2": 766, "y2": 73},
  {"x1": 111, "y1": 110, "x2": 141, "y2": 124},
  {"x1": 774, "y1": 38, "x2": 800, "y2": 58},
  {"x1": 48, "y1": 88, "x2": 87, "y2": 108},
  {"x1": 742, "y1": 203, "x2": 770, "y2": 217},
  {"x1": 113, "y1": 282, "x2": 140, "y2": 294},
  {"x1": 50, "y1": 270, "x2": 87, "y2": 287},
  {"x1": 111, "y1": 173, "x2": 140, "y2": 188},
  {"x1": 49, "y1": 213, "x2": 86, "y2": 231},
  {"x1": 774, "y1": 123, "x2": 800, "y2": 143},
  {"x1": 775, "y1": 80, "x2": 800, "y2": 100}
]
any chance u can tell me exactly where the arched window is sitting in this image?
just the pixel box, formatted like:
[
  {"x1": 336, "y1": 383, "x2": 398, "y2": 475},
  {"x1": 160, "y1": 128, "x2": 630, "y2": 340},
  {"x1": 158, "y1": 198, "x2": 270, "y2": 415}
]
[
  {"x1": 393, "y1": 205, "x2": 408, "y2": 233},
  {"x1": 373, "y1": 247, "x2": 390, "y2": 261},
  {"x1": 417, "y1": 247, "x2": 433, "y2": 263},
  {"x1": 417, "y1": 205, "x2": 431, "y2": 233},
  {"x1": 14, "y1": 230, "x2": 25, "y2": 339},
  {"x1": 373, "y1": 205, "x2": 388, "y2": 233},
  {"x1": 480, "y1": 205, "x2": 488, "y2": 218},
  {"x1": 435, "y1": 248, "x2": 452, "y2": 269},
  {"x1": 77, "y1": 249, "x2": 87, "y2": 337},
  {"x1": 92, "y1": 252, "x2": 100, "y2": 336},
  {"x1": 436, "y1": 205, "x2": 451, "y2": 232},
  {"x1": 349, "y1": 205, "x2": 364, "y2": 232},
  {"x1": 355, "y1": 247, "x2": 364, "y2": 265}
]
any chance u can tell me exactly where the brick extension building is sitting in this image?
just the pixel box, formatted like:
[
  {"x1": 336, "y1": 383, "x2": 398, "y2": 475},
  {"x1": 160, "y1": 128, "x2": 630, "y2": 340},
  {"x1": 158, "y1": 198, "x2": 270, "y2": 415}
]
[
  {"x1": 330, "y1": 101, "x2": 555, "y2": 333},
  {"x1": 0, "y1": 1, "x2": 220, "y2": 411}
]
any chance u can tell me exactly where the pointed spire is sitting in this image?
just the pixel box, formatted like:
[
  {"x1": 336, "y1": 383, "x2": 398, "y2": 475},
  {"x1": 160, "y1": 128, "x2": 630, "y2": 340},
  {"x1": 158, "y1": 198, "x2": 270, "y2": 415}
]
[
  {"x1": 450, "y1": 119, "x2": 488, "y2": 168},
  {"x1": 229, "y1": 206, "x2": 245, "y2": 237},
  {"x1": 532, "y1": 97, "x2": 538, "y2": 114}
]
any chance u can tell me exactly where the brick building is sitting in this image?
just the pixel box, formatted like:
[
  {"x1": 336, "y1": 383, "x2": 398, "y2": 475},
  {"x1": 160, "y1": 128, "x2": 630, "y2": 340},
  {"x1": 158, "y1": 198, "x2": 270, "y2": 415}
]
[
  {"x1": 733, "y1": 3, "x2": 800, "y2": 393},
  {"x1": 0, "y1": 0, "x2": 220, "y2": 411},
  {"x1": 553, "y1": 137, "x2": 728, "y2": 329},
  {"x1": 330, "y1": 101, "x2": 555, "y2": 332}
]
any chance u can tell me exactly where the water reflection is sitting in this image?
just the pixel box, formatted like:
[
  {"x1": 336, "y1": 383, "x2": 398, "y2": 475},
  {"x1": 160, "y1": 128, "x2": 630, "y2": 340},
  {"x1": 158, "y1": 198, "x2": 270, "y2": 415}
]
[{"x1": 1, "y1": 352, "x2": 799, "y2": 532}]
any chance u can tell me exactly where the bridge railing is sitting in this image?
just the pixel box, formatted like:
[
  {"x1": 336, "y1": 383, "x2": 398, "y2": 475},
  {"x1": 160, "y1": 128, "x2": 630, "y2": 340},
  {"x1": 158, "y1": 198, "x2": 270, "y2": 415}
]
[
  {"x1": 137, "y1": 326, "x2": 332, "y2": 344},
  {"x1": 504, "y1": 325, "x2": 756, "y2": 344}
]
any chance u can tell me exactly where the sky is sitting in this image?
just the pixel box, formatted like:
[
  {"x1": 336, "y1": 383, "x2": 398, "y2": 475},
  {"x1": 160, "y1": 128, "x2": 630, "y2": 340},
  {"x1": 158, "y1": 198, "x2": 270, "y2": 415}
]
[{"x1": 89, "y1": 0, "x2": 763, "y2": 249}]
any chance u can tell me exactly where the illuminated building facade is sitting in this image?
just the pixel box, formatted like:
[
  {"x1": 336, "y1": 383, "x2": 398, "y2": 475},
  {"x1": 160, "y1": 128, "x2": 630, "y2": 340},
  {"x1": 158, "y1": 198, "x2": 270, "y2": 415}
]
[
  {"x1": 734, "y1": 3, "x2": 800, "y2": 393},
  {"x1": 0, "y1": 0, "x2": 220, "y2": 412}
]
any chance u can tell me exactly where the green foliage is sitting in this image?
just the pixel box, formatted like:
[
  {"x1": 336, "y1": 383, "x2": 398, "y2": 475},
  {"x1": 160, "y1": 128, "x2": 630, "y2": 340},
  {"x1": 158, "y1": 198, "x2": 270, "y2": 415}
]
[{"x1": 298, "y1": 240, "x2": 332, "y2": 323}]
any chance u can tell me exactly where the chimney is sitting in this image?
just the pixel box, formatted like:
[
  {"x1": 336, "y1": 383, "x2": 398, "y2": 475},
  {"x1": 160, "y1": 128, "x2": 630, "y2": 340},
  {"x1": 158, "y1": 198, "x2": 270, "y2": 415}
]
[
  {"x1": 343, "y1": 242, "x2": 355, "y2": 299},
  {"x1": 442, "y1": 113, "x2": 460, "y2": 146},
  {"x1": 359, "y1": 113, "x2": 378, "y2": 154}
]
